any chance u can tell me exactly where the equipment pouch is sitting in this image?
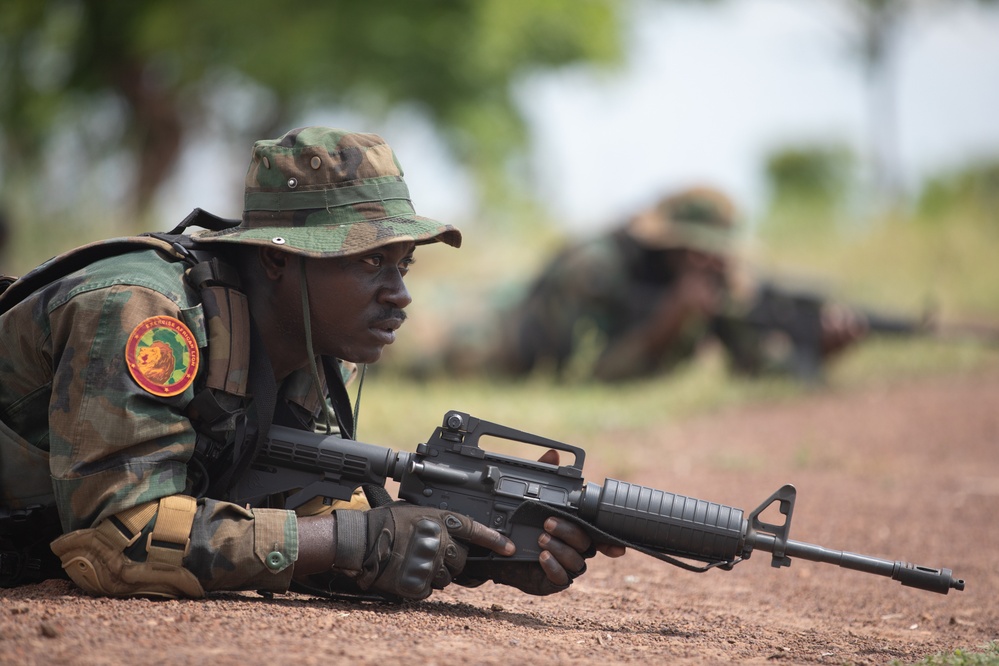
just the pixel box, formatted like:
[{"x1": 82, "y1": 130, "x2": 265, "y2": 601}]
[
  {"x1": 0, "y1": 417, "x2": 55, "y2": 510},
  {"x1": 0, "y1": 416, "x2": 65, "y2": 587}
]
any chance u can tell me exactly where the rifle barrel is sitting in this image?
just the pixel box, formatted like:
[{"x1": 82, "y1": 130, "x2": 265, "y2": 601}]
[
  {"x1": 748, "y1": 532, "x2": 965, "y2": 594},
  {"x1": 577, "y1": 478, "x2": 964, "y2": 595}
]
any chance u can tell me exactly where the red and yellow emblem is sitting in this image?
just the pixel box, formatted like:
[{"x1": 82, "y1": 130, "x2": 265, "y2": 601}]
[{"x1": 125, "y1": 316, "x2": 200, "y2": 397}]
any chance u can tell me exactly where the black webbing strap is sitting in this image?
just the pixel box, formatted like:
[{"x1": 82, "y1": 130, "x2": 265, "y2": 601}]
[
  {"x1": 185, "y1": 257, "x2": 243, "y2": 293},
  {"x1": 322, "y1": 357, "x2": 355, "y2": 441},
  {"x1": 361, "y1": 485, "x2": 394, "y2": 509},
  {"x1": 318, "y1": 358, "x2": 394, "y2": 508},
  {"x1": 161, "y1": 207, "x2": 241, "y2": 235},
  {"x1": 213, "y1": 318, "x2": 277, "y2": 499}
]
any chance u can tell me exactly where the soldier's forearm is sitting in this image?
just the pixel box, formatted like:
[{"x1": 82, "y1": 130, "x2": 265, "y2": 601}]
[
  {"x1": 593, "y1": 298, "x2": 697, "y2": 381},
  {"x1": 294, "y1": 514, "x2": 337, "y2": 575}
]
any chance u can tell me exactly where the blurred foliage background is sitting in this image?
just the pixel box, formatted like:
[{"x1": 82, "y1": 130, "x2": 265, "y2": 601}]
[
  {"x1": 2, "y1": 0, "x2": 998, "y2": 449},
  {"x1": 0, "y1": 0, "x2": 632, "y2": 241}
]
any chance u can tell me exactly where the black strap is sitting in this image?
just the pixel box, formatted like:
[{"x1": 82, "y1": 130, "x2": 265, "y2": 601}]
[
  {"x1": 185, "y1": 257, "x2": 243, "y2": 292},
  {"x1": 361, "y1": 485, "x2": 393, "y2": 508},
  {"x1": 0, "y1": 275, "x2": 15, "y2": 296},
  {"x1": 213, "y1": 318, "x2": 278, "y2": 499},
  {"x1": 322, "y1": 357, "x2": 355, "y2": 440},
  {"x1": 162, "y1": 207, "x2": 241, "y2": 235}
]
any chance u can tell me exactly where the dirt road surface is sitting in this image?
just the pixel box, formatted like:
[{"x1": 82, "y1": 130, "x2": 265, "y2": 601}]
[{"x1": 3, "y1": 369, "x2": 997, "y2": 665}]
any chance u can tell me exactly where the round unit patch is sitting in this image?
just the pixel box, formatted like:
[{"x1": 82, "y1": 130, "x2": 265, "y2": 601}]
[{"x1": 125, "y1": 316, "x2": 200, "y2": 397}]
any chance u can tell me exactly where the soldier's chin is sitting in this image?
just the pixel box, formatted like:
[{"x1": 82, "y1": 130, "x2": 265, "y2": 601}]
[{"x1": 344, "y1": 345, "x2": 385, "y2": 365}]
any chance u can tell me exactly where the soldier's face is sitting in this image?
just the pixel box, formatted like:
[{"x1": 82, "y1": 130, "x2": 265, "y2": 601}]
[{"x1": 302, "y1": 241, "x2": 416, "y2": 364}]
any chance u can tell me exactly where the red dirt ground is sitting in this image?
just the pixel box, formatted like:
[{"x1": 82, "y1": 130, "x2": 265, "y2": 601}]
[{"x1": 2, "y1": 369, "x2": 997, "y2": 665}]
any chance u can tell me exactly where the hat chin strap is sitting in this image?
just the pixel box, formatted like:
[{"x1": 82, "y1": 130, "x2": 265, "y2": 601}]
[
  {"x1": 299, "y1": 259, "x2": 367, "y2": 439},
  {"x1": 300, "y1": 260, "x2": 338, "y2": 434}
]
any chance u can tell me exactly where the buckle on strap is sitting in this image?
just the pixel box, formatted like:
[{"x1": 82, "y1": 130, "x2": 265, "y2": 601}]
[
  {"x1": 145, "y1": 496, "x2": 197, "y2": 568},
  {"x1": 96, "y1": 502, "x2": 159, "y2": 550},
  {"x1": 0, "y1": 550, "x2": 28, "y2": 580}
]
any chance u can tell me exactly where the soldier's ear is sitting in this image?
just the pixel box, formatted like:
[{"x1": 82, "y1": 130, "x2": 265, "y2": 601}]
[{"x1": 258, "y1": 246, "x2": 293, "y2": 281}]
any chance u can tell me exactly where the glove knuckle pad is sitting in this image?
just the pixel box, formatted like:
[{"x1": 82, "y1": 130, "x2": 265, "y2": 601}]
[{"x1": 396, "y1": 519, "x2": 444, "y2": 597}]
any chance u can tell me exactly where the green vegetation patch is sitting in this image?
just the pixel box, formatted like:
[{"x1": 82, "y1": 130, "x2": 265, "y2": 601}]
[{"x1": 894, "y1": 642, "x2": 999, "y2": 666}]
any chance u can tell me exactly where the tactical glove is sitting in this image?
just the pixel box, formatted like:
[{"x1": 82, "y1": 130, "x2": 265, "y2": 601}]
[{"x1": 331, "y1": 503, "x2": 475, "y2": 600}]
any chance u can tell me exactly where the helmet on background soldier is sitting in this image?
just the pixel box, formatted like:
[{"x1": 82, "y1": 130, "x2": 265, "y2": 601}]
[{"x1": 625, "y1": 185, "x2": 738, "y2": 256}]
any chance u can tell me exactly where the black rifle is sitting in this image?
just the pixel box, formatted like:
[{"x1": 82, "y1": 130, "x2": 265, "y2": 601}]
[
  {"x1": 229, "y1": 410, "x2": 964, "y2": 595},
  {"x1": 715, "y1": 283, "x2": 951, "y2": 382}
]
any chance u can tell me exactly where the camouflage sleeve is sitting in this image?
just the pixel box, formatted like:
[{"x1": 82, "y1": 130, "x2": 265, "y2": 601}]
[
  {"x1": 46, "y1": 282, "x2": 298, "y2": 593},
  {"x1": 181, "y1": 500, "x2": 298, "y2": 593}
]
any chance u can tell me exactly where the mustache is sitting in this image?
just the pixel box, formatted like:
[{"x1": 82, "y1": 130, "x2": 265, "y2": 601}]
[
  {"x1": 380, "y1": 308, "x2": 407, "y2": 322},
  {"x1": 372, "y1": 308, "x2": 407, "y2": 328}
]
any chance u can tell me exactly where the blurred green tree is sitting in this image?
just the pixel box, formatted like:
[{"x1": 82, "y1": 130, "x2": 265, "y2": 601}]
[
  {"x1": 917, "y1": 158, "x2": 999, "y2": 226},
  {"x1": 765, "y1": 143, "x2": 854, "y2": 210},
  {"x1": 760, "y1": 142, "x2": 855, "y2": 238},
  {"x1": 0, "y1": 0, "x2": 638, "y2": 222},
  {"x1": 820, "y1": 0, "x2": 999, "y2": 207}
]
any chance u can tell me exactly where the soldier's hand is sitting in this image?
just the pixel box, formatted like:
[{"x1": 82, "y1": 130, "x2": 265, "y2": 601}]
[
  {"x1": 457, "y1": 449, "x2": 626, "y2": 596},
  {"x1": 332, "y1": 503, "x2": 513, "y2": 600},
  {"x1": 820, "y1": 303, "x2": 868, "y2": 358},
  {"x1": 534, "y1": 448, "x2": 625, "y2": 588},
  {"x1": 536, "y1": 516, "x2": 626, "y2": 585},
  {"x1": 672, "y1": 250, "x2": 728, "y2": 316}
]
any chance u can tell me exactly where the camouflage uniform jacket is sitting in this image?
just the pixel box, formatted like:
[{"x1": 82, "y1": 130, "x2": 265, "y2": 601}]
[
  {"x1": 0, "y1": 247, "x2": 322, "y2": 593},
  {"x1": 498, "y1": 232, "x2": 709, "y2": 379}
]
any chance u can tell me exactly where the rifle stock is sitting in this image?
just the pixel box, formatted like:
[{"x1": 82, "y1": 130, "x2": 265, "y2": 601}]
[{"x1": 228, "y1": 410, "x2": 964, "y2": 595}]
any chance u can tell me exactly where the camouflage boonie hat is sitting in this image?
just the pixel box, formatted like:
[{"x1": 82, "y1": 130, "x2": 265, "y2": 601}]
[
  {"x1": 626, "y1": 186, "x2": 736, "y2": 254},
  {"x1": 193, "y1": 127, "x2": 461, "y2": 257}
]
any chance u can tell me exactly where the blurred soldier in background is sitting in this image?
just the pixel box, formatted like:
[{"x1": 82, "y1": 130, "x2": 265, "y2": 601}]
[{"x1": 440, "y1": 186, "x2": 867, "y2": 383}]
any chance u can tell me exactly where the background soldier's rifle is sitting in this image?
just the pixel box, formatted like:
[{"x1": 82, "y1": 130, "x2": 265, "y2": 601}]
[{"x1": 714, "y1": 282, "x2": 998, "y2": 382}]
